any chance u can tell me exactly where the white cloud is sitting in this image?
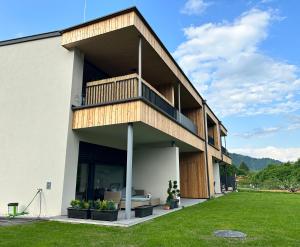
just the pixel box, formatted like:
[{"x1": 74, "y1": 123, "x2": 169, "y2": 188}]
[
  {"x1": 181, "y1": 0, "x2": 211, "y2": 15},
  {"x1": 234, "y1": 126, "x2": 281, "y2": 138},
  {"x1": 231, "y1": 146, "x2": 300, "y2": 162},
  {"x1": 174, "y1": 8, "x2": 300, "y2": 117},
  {"x1": 233, "y1": 114, "x2": 300, "y2": 138}
]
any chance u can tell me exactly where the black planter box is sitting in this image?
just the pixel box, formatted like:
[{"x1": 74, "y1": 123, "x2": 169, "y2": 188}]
[
  {"x1": 174, "y1": 199, "x2": 179, "y2": 208},
  {"x1": 135, "y1": 205, "x2": 153, "y2": 218},
  {"x1": 67, "y1": 208, "x2": 90, "y2": 219},
  {"x1": 90, "y1": 209, "x2": 118, "y2": 221}
]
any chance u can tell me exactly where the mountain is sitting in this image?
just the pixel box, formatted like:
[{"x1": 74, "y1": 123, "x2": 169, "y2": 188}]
[{"x1": 229, "y1": 153, "x2": 282, "y2": 171}]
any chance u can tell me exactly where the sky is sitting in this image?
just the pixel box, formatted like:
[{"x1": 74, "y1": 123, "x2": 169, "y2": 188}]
[{"x1": 1, "y1": 0, "x2": 300, "y2": 162}]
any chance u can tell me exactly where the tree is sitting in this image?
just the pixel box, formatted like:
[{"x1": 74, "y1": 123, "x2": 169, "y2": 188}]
[{"x1": 239, "y1": 162, "x2": 250, "y2": 173}]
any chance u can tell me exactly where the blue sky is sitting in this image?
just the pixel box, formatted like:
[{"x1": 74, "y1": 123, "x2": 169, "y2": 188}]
[{"x1": 1, "y1": 0, "x2": 300, "y2": 161}]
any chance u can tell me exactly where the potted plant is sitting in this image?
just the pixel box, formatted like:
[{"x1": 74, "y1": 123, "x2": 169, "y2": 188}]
[
  {"x1": 90, "y1": 200, "x2": 118, "y2": 221},
  {"x1": 166, "y1": 180, "x2": 181, "y2": 209},
  {"x1": 67, "y1": 200, "x2": 90, "y2": 219}
]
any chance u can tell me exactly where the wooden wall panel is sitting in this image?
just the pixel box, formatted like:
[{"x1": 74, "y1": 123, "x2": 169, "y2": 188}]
[
  {"x1": 222, "y1": 154, "x2": 232, "y2": 165},
  {"x1": 73, "y1": 101, "x2": 205, "y2": 151},
  {"x1": 62, "y1": 12, "x2": 135, "y2": 46},
  {"x1": 208, "y1": 145, "x2": 222, "y2": 161},
  {"x1": 182, "y1": 107, "x2": 205, "y2": 139},
  {"x1": 139, "y1": 102, "x2": 205, "y2": 151},
  {"x1": 156, "y1": 84, "x2": 175, "y2": 106},
  {"x1": 73, "y1": 101, "x2": 140, "y2": 129},
  {"x1": 179, "y1": 152, "x2": 209, "y2": 198}
]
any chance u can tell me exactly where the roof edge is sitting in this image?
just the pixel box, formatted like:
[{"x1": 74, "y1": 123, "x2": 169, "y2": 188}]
[
  {"x1": 62, "y1": 6, "x2": 138, "y2": 33},
  {"x1": 0, "y1": 31, "x2": 61, "y2": 47}
]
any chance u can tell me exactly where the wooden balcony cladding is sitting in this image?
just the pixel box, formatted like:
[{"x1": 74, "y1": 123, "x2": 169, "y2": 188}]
[
  {"x1": 182, "y1": 108, "x2": 205, "y2": 139},
  {"x1": 180, "y1": 152, "x2": 209, "y2": 198},
  {"x1": 73, "y1": 101, "x2": 205, "y2": 151},
  {"x1": 85, "y1": 73, "x2": 173, "y2": 107},
  {"x1": 222, "y1": 154, "x2": 232, "y2": 165},
  {"x1": 85, "y1": 74, "x2": 138, "y2": 105}
]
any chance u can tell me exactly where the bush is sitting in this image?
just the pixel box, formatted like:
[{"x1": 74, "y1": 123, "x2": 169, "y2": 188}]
[
  {"x1": 239, "y1": 160, "x2": 300, "y2": 191},
  {"x1": 70, "y1": 200, "x2": 89, "y2": 209},
  {"x1": 94, "y1": 200, "x2": 116, "y2": 211}
]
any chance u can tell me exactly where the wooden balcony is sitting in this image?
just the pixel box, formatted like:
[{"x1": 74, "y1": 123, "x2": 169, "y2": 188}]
[{"x1": 79, "y1": 74, "x2": 198, "y2": 135}]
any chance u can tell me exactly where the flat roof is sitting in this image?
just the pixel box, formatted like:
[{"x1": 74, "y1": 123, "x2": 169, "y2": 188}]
[{"x1": 0, "y1": 31, "x2": 61, "y2": 47}]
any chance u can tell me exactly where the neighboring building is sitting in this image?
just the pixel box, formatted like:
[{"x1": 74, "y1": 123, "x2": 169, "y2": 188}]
[{"x1": 0, "y1": 7, "x2": 231, "y2": 218}]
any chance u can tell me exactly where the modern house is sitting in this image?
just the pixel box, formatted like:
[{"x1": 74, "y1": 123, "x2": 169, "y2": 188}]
[{"x1": 0, "y1": 7, "x2": 231, "y2": 219}]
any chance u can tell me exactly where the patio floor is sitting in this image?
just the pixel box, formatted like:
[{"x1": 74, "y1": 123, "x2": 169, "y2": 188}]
[{"x1": 51, "y1": 198, "x2": 208, "y2": 227}]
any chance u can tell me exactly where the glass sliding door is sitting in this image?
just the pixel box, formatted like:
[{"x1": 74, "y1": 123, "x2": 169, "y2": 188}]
[
  {"x1": 93, "y1": 164, "x2": 125, "y2": 200},
  {"x1": 75, "y1": 163, "x2": 89, "y2": 200},
  {"x1": 75, "y1": 141, "x2": 127, "y2": 201}
]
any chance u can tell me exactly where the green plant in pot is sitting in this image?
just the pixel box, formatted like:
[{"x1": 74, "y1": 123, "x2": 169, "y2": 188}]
[
  {"x1": 68, "y1": 200, "x2": 90, "y2": 219},
  {"x1": 166, "y1": 180, "x2": 181, "y2": 209},
  {"x1": 90, "y1": 200, "x2": 118, "y2": 221}
]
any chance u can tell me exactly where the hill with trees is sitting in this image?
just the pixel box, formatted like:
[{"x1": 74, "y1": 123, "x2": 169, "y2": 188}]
[
  {"x1": 230, "y1": 153, "x2": 282, "y2": 171},
  {"x1": 237, "y1": 159, "x2": 300, "y2": 192}
]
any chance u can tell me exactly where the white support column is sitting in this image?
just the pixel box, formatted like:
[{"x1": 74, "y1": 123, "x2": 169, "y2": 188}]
[
  {"x1": 125, "y1": 123, "x2": 133, "y2": 219},
  {"x1": 138, "y1": 37, "x2": 142, "y2": 97}
]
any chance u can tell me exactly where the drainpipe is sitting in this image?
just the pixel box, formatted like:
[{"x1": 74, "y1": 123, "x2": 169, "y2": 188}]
[
  {"x1": 219, "y1": 121, "x2": 223, "y2": 161},
  {"x1": 177, "y1": 82, "x2": 181, "y2": 122},
  {"x1": 138, "y1": 37, "x2": 142, "y2": 97},
  {"x1": 202, "y1": 100, "x2": 211, "y2": 199}
]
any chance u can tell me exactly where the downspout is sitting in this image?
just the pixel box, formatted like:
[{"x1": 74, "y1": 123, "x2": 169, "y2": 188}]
[
  {"x1": 202, "y1": 100, "x2": 211, "y2": 199},
  {"x1": 219, "y1": 121, "x2": 223, "y2": 161}
]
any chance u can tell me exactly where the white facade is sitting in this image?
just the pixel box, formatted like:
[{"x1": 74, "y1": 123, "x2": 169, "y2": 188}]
[
  {"x1": 133, "y1": 147, "x2": 180, "y2": 204},
  {"x1": 0, "y1": 36, "x2": 82, "y2": 217},
  {"x1": 213, "y1": 162, "x2": 221, "y2": 194}
]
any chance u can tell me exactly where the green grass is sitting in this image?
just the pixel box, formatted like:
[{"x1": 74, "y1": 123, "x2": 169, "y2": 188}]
[{"x1": 1, "y1": 192, "x2": 300, "y2": 247}]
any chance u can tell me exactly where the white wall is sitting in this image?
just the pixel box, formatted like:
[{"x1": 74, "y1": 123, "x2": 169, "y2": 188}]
[
  {"x1": 0, "y1": 37, "x2": 79, "y2": 217},
  {"x1": 60, "y1": 49, "x2": 84, "y2": 215},
  {"x1": 133, "y1": 147, "x2": 179, "y2": 204},
  {"x1": 213, "y1": 162, "x2": 221, "y2": 194}
]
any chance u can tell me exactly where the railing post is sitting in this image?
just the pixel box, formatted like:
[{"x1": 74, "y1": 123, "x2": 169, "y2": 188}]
[{"x1": 138, "y1": 37, "x2": 142, "y2": 97}]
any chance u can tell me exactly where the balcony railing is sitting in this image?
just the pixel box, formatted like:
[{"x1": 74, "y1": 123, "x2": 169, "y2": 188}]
[
  {"x1": 208, "y1": 136, "x2": 215, "y2": 146},
  {"x1": 82, "y1": 74, "x2": 197, "y2": 135},
  {"x1": 222, "y1": 146, "x2": 230, "y2": 156}
]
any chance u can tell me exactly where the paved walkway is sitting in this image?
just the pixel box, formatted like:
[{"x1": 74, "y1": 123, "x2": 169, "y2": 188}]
[{"x1": 0, "y1": 217, "x2": 43, "y2": 227}]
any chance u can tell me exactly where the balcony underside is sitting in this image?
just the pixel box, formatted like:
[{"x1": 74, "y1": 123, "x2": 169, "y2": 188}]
[{"x1": 72, "y1": 100, "x2": 205, "y2": 152}]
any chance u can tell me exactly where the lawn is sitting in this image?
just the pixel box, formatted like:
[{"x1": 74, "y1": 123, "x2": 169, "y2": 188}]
[{"x1": 1, "y1": 192, "x2": 300, "y2": 247}]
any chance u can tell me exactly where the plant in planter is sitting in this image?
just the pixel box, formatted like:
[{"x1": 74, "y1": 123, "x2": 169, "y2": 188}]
[
  {"x1": 67, "y1": 200, "x2": 90, "y2": 219},
  {"x1": 166, "y1": 180, "x2": 181, "y2": 209},
  {"x1": 90, "y1": 200, "x2": 118, "y2": 221}
]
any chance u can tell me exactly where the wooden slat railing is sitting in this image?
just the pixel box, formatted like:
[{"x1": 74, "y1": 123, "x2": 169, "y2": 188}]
[
  {"x1": 83, "y1": 73, "x2": 197, "y2": 134},
  {"x1": 85, "y1": 74, "x2": 139, "y2": 105},
  {"x1": 85, "y1": 73, "x2": 173, "y2": 106}
]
